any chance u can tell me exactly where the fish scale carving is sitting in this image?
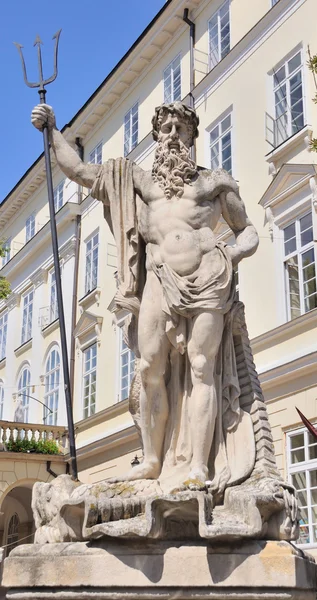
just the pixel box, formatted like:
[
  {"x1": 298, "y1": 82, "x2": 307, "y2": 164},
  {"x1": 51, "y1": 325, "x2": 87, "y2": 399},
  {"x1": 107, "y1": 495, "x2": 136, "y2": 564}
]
[{"x1": 232, "y1": 301, "x2": 282, "y2": 481}]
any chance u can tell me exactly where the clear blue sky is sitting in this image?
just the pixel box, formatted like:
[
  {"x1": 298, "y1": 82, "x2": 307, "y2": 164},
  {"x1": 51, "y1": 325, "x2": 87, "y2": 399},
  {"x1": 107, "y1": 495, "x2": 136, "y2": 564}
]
[{"x1": 0, "y1": 0, "x2": 166, "y2": 201}]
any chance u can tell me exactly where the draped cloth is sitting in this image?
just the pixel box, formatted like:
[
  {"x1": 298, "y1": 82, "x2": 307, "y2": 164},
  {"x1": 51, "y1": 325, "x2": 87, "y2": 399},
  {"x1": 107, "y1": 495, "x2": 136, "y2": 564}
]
[{"x1": 91, "y1": 158, "x2": 255, "y2": 494}]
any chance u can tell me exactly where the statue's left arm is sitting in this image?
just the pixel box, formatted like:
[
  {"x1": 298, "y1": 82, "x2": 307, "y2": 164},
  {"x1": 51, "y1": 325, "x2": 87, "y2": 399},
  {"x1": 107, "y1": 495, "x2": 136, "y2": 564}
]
[{"x1": 220, "y1": 190, "x2": 259, "y2": 266}]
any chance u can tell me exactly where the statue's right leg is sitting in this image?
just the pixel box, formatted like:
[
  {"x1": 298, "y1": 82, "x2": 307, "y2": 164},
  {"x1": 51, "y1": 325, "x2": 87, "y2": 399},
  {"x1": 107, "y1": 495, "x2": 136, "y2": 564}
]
[{"x1": 126, "y1": 271, "x2": 170, "y2": 481}]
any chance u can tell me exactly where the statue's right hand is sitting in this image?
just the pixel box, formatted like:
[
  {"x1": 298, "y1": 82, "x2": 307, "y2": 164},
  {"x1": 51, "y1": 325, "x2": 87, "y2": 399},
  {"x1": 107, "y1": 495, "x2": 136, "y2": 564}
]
[{"x1": 31, "y1": 104, "x2": 56, "y2": 132}]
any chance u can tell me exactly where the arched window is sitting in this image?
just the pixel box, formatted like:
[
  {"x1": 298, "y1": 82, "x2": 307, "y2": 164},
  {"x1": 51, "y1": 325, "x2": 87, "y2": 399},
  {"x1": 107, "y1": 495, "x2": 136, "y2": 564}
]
[
  {"x1": 0, "y1": 381, "x2": 4, "y2": 419},
  {"x1": 18, "y1": 367, "x2": 31, "y2": 423},
  {"x1": 7, "y1": 513, "x2": 19, "y2": 555},
  {"x1": 44, "y1": 348, "x2": 60, "y2": 425}
]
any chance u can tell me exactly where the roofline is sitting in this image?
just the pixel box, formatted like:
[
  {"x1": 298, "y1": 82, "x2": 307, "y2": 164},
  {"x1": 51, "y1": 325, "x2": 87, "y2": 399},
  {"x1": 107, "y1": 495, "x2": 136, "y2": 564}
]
[{"x1": 0, "y1": 0, "x2": 173, "y2": 209}]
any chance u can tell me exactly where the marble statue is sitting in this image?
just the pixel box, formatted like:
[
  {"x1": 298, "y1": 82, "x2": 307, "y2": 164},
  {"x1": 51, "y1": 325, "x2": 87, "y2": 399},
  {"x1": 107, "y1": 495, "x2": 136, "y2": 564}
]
[{"x1": 30, "y1": 101, "x2": 298, "y2": 543}]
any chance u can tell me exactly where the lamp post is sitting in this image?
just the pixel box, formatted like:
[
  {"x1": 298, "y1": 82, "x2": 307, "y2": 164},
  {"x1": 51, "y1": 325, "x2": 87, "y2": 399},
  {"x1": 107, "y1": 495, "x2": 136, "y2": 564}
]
[
  {"x1": 17, "y1": 393, "x2": 53, "y2": 424},
  {"x1": 14, "y1": 33, "x2": 78, "y2": 480}
]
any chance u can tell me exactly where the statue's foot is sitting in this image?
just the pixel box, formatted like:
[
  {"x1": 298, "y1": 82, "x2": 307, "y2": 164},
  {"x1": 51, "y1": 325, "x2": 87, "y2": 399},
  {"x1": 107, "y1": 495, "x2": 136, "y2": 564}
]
[
  {"x1": 108, "y1": 460, "x2": 161, "y2": 483},
  {"x1": 186, "y1": 464, "x2": 209, "y2": 488}
]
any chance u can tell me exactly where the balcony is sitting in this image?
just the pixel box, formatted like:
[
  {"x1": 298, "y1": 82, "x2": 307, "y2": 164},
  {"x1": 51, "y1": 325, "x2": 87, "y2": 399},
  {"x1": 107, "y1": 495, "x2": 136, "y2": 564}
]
[
  {"x1": 0, "y1": 420, "x2": 68, "y2": 454},
  {"x1": 265, "y1": 111, "x2": 306, "y2": 150}
]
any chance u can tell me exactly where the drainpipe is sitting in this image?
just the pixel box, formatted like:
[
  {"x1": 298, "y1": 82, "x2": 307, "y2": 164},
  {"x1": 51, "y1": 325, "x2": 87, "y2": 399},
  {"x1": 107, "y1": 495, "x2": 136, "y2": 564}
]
[
  {"x1": 183, "y1": 8, "x2": 196, "y2": 162},
  {"x1": 69, "y1": 138, "x2": 83, "y2": 404}
]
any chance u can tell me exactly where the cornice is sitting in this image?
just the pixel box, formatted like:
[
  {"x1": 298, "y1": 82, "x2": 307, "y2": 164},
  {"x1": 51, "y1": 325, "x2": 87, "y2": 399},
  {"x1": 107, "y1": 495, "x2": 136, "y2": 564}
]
[
  {"x1": 74, "y1": 424, "x2": 140, "y2": 461},
  {"x1": 259, "y1": 350, "x2": 317, "y2": 391},
  {"x1": 251, "y1": 308, "x2": 317, "y2": 353},
  {"x1": 59, "y1": 237, "x2": 77, "y2": 263},
  {"x1": 30, "y1": 267, "x2": 48, "y2": 288},
  {"x1": 75, "y1": 398, "x2": 129, "y2": 432},
  {"x1": 5, "y1": 292, "x2": 20, "y2": 312}
]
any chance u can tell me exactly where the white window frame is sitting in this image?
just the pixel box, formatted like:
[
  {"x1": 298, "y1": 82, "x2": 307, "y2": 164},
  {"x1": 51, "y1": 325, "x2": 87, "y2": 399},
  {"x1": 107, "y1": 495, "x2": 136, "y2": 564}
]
[
  {"x1": 282, "y1": 210, "x2": 316, "y2": 320},
  {"x1": 25, "y1": 214, "x2": 35, "y2": 242},
  {"x1": 21, "y1": 289, "x2": 34, "y2": 345},
  {"x1": 272, "y1": 49, "x2": 305, "y2": 147},
  {"x1": 17, "y1": 366, "x2": 31, "y2": 423},
  {"x1": 2, "y1": 239, "x2": 11, "y2": 267},
  {"x1": 54, "y1": 181, "x2": 64, "y2": 212},
  {"x1": 85, "y1": 232, "x2": 99, "y2": 294},
  {"x1": 208, "y1": 0, "x2": 230, "y2": 69},
  {"x1": 44, "y1": 348, "x2": 60, "y2": 425},
  {"x1": 49, "y1": 270, "x2": 58, "y2": 323},
  {"x1": 207, "y1": 109, "x2": 233, "y2": 175},
  {"x1": 117, "y1": 318, "x2": 135, "y2": 402},
  {"x1": 82, "y1": 343, "x2": 97, "y2": 419},
  {"x1": 124, "y1": 102, "x2": 139, "y2": 157},
  {"x1": 0, "y1": 381, "x2": 4, "y2": 420},
  {"x1": 0, "y1": 311, "x2": 8, "y2": 361},
  {"x1": 287, "y1": 427, "x2": 317, "y2": 548},
  {"x1": 89, "y1": 142, "x2": 102, "y2": 165},
  {"x1": 164, "y1": 55, "x2": 181, "y2": 103}
]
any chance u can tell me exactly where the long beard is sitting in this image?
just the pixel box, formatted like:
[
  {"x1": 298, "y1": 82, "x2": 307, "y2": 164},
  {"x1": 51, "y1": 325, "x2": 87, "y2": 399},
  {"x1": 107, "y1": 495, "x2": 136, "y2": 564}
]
[{"x1": 152, "y1": 140, "x2": 197, "y2": 199}]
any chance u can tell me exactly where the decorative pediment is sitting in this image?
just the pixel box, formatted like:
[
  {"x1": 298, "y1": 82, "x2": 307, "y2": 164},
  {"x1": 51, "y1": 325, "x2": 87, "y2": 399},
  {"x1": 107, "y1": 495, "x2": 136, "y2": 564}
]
[
  {"x1": 74, "y1": 310, "x2": 103, "y2": 346},
  {"x1": 259, "y1": 163, "x2": 317, "y2": 210}
]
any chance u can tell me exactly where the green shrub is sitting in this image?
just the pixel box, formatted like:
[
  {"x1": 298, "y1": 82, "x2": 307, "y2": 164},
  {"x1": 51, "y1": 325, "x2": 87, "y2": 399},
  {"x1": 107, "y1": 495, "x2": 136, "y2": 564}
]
[{"x1": 5, "y1": 438, "x2": 60, "y2": 455}]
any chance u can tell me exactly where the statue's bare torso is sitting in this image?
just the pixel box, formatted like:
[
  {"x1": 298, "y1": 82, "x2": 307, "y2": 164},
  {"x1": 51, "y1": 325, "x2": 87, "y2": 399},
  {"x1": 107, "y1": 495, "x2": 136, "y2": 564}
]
[{"x1": 136, "y1": 169, "x2": 222, "y2": 279}]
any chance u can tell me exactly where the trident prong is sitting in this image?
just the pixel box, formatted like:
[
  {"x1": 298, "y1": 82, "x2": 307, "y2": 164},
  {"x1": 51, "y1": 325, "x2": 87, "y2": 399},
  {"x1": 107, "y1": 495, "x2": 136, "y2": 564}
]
[{"x1": 14, "y1": 29, "x2": 61, "y2": 91}]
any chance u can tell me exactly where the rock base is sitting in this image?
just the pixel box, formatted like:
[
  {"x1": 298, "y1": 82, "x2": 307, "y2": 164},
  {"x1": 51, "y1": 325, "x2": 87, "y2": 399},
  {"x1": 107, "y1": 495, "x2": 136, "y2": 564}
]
[{"x1": 3, "y1": 540, "x2": 317, "y2": 600}]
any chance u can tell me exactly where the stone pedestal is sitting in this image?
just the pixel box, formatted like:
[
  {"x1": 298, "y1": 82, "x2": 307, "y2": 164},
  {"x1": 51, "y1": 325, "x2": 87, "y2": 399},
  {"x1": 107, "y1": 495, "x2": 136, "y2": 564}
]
[{"x1": 3, "y1": 540, "x2": 317, "y2": 600}]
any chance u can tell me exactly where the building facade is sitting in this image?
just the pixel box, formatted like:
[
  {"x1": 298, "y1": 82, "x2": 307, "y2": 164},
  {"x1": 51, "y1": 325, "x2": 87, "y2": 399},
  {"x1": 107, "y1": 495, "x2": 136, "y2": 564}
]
[{"x1": 0, "y1": 0, "x2": 317, "y2": 556}]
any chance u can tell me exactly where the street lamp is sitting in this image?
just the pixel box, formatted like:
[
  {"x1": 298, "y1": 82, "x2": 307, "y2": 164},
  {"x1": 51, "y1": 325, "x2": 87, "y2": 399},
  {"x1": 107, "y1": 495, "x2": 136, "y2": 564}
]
[{"x1": 16, "y1": 393, "x2": 53, "y2": 424}]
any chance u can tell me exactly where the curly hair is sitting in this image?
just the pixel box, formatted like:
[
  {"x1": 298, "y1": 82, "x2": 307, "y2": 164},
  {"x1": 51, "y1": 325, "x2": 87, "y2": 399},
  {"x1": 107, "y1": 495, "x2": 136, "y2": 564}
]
[{"x1": 151, "y1": 101, "x2": 199, "y2": 144}]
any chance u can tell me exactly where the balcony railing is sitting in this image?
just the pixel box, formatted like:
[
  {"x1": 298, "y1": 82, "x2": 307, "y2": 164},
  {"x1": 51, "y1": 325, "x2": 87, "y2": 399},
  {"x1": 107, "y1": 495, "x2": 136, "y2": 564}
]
[
  {"x1": 265, "y1": 111, "x2": 305, "y2": 149},
  {"x1": 0, "y1": 420, "x2": 68, "y2": 450}
]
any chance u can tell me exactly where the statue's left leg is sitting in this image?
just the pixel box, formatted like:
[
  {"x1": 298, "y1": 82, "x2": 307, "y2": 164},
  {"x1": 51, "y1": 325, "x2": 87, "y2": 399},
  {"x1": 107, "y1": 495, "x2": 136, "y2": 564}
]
[{"x1": 187, "y1": 311, "x2": 223, "y2": 483}]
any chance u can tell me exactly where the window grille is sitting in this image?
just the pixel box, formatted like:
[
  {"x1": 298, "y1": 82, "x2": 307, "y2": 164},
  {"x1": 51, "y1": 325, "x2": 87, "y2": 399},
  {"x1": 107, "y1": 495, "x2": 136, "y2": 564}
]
[
  {"x1": 7, "y1": 514, "x2": 19, "y2": 555},
  {"x1": 209, "y1": 113, "x2": 232, "y2": 174},
  {"x1": 89, "y1": 142, "x2": 102, "y2": 165},
  {"x1": 83, "y1": 343, "x2": 97, "y2": 419},
  {"x1": 54, "y1": 181, "x2": 64, "y2": 212},
  {"x1": 287, "y1": 428, "x2": 317, "y2": 546},
  {"x1": 25, "y1": 214, "x2": 35, "y2": 242},
  {"x1": 283, "y1": 211, "x2": 316, "y2": 320},
  {"x1": 85, "y1": 233, "x2": 99, "y2": 294},
  {"x1": 18, "y1": 367, "x2": 31, "y2": 423},
  {"x1": 2, "y1": 240, "x2": 11, "y2": 267},
  {"x1": 0, "y1": 311, "x2": 8, "y2": 360},
  {"x1": 208, "y1": 0, "x2": 230, "y2": 69},
  {"x1": 273, "y1": 51, "x2": 304, "y2": 146},
  {"x1": 164, "y1": 56, "x2": 181, "y2": 103},
  {"x1": 124, "y1": 103, "x2": 138, "y2": 157},
  {"x1": 118, "y1": 324, "x2": 135, "y2": 401},
  {"x1": 44, "y1": 348, "x2": 60, "y2": 425},
  {"x1": 21, "y1": 290, "x2": 34, "y2": 345}
]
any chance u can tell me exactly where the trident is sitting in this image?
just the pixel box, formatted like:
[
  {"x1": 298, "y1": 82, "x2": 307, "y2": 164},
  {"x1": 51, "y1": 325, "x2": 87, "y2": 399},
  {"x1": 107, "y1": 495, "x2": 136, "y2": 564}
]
[{"x1": 14, "y1": 32, "x2": 78, "y2": 481}]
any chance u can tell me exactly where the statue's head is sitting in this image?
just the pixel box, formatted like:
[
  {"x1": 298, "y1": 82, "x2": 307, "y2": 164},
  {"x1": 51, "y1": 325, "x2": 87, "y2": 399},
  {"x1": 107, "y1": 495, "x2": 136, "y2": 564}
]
[{"x1": 151, "y1": 101, "x2": 199, "y2": 149}]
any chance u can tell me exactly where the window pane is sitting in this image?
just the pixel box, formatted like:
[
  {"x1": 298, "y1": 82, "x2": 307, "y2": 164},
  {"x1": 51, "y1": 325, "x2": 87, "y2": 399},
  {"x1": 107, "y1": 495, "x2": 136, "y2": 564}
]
[
  {"x1": 297, "y1": 489, "x2": 308, "y2": 505},
  {"x1": 290, "y1": 433, "x2": 305, "y2": 449},
  {"x1": 290, "y1": 448, "x2": 305, "y2": 463},
  {"x1": 311, "y1": 489, "x2": 317, "y2": 505},
  {"x1": 298, "y1": 525, "x2": 310, "y2": 544},
  {"x1": 292, "y1": 471, "x2": 306, "y2": 490},
  {"x1": 274, "y1": 65, "x2": 285, "y2": 87},
  {"x1": 288, "y1": 52, "x2": 301, "y2": 74}
]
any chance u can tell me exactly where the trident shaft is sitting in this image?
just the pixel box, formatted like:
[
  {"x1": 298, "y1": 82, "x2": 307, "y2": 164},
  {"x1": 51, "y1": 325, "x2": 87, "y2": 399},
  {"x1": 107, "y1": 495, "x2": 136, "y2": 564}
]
[{"x1": 14, "y1": 32, "x2": 78, "y2": 481}]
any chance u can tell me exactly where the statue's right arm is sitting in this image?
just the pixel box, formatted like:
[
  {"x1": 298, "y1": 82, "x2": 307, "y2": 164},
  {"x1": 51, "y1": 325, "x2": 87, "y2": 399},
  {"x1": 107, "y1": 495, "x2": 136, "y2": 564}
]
[{"x1": 31, "y1": 104, "x2": 100, "y2": 188}]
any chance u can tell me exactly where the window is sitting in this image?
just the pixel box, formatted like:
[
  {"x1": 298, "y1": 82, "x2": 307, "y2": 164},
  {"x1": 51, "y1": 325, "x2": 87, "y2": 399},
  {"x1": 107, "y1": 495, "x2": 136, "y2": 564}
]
[
  {"x1": 272, "y1": 0, "x2": 279, "y2": 5},
  {"x1": 25, "y1": 214, "x2": 35, "y2": 242},
  {"x1": 1, "y1": 239, "x2": 11, "y2": 267},
  {"x1": 287, "y1": 428, "x2": 317, "y2": 546},
  {"x1": 89, "y1": 142, "x2": 102, "y2": 165},
  {"x1": 49, "y1": 271, "x2": 58, "y2": 323},
  {"x1": 54, "y1": 181, "x2": 64, "y2": 212},
  {"x1": 83, "y1": 343, "x2": 97, "y2": 418},
  {"x1": 283, "y1": 211, "x2": 316, "y2": 320},
  {"x1": 124, "y1": 103, "x2": 138, "y2": 157},
  {"x1": 273, "y1": 50, "x2": 304, "y2": 146},
  {"x1": 164, "y1": 56, "x2": 181, "y2": 103},
  {"x1": 44, "y1": 348, "x2": 60, "y2": 425},
  {"x1": 209, "y1": 113, "x2": 232, "y2": 174},
  {"x1": 208, "y1": 1, "x2": 230, "y2": 69},
  {"x1": 21, "y1": 289, "x2": 34, "y2": 344},
  {"x1": 18, "y1": 366, "x2": 31, "y2": 422},
  {"x1": 0, "y1": 382, "x2": 4, "y2": 419},
  {"x1": 85, "y1": 233, "x2": 99, "y2": 294},
  {"x1": 118, "y1": 324, "x2": 135, "y2": 401},
  {"x1": 0, "y1": 311, "x2": 8, "y2": 360},
  {"x1": 7, "y1": 514, "x2": 19, "y2": 556}
]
